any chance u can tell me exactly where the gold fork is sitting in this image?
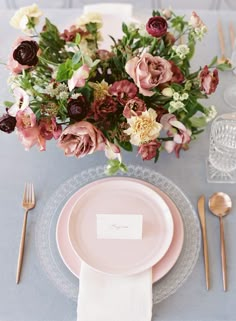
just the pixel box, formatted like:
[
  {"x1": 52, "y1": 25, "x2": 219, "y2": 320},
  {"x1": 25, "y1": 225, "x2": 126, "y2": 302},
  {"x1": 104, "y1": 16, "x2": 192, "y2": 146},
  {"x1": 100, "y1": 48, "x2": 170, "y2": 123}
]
[{"x1": 16, "y1": 183, "x2": 35, "y2": 284}]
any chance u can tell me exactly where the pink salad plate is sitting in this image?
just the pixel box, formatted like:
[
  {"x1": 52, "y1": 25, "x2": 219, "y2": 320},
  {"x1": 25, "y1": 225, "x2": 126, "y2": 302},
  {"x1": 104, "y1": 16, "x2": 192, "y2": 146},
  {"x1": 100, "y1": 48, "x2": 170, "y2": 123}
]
[
  {"x1": 67, "y1": 178, "x2": 174, "y2": 276},
  {"x1": 56, "y1": 177, "x2": 184, "y2": 282}
]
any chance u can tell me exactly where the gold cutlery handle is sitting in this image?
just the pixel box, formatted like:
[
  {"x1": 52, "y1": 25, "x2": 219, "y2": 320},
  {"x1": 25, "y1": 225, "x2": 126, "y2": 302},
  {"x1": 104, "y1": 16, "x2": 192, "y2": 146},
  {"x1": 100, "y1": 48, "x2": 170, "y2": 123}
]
[
  {"x1": 16, "y1": 210, "x2": 28, "y2": 284},
  {"x1": 202, "y1": 224, "x2": 210, "y2": 290},
  {"x1": 219, "y1": 216, "x2": 227, "y2": 291},
  {"x1": 198, "y1": 196, "x2": 210, "y2": 290}
]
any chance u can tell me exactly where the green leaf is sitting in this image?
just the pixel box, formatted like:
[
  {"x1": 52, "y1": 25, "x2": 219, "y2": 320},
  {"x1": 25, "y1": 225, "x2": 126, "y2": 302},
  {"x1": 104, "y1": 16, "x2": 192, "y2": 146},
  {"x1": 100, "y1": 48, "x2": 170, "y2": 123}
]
[
  {"x1": 122, "y1": 22, "x2": 129, "y2": 35},
  {"x1": 216, "y1": 63, "x2": 232, "y2": 71},
  {"x1": 208, "y1": 56, "x2": 218, "y2": 67},
  {"x1": 72, "y1": 51, "x2": 81, "y2": 66},
  {"x1": 117, "y1": 141, "x2": 133, "y2": 151},
  {"x1": 75, "y1": 33, "x2": 81, "y2": 45},
  {"x1": 189, "y1": 116, "x2": 207, "y2": 128},
  {"x1": 86, "y1": 22, "x2": 97, "y2": 35},
  {"x1": 4, "y1": 101, "x2": 13, "y2": 108},
  {"x1": 56, "y1": 59, "x2": 73, "y2": 82},
  {"x1": 105, "y1": 160, "x2": 128, "y2": 175},
  {"x1": 154, "y1": 149, "x2": 160, "y2": 163}
]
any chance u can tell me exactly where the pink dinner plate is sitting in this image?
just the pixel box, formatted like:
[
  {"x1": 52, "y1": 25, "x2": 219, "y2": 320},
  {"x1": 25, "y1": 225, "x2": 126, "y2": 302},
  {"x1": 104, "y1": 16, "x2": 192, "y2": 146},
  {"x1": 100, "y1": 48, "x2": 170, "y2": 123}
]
[
  {"x1": 56, "y1": 177, "x2": 184, "y2": 282},
  {"x1": 67, "y1": 178, "x2": 174, "y2": 276}
]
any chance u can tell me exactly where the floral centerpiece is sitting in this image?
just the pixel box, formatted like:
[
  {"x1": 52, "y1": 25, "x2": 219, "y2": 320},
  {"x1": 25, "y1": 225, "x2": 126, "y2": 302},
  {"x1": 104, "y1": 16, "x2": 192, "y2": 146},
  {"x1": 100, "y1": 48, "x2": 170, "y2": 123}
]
[{"x1": 0, "y1": 4, "x2": 230, "y2": 174}]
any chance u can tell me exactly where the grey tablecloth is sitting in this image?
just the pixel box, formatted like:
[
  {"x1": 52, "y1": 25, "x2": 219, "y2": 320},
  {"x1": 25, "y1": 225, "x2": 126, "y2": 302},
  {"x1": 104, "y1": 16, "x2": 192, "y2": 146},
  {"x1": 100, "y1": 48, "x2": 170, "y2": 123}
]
[{"x1": 0, "y1": 8, "x2": 235, "y2": 321}]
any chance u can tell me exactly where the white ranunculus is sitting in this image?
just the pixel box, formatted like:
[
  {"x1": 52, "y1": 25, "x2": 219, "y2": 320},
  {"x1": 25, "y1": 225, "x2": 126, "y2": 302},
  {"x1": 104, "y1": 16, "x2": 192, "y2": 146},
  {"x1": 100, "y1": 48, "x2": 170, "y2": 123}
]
[
  {"x1": 10, "y1": 4, "x2": 43, "y2": 34},
  {"x1": 124, "y1": 108, "x2": 162, "y2": 146}
]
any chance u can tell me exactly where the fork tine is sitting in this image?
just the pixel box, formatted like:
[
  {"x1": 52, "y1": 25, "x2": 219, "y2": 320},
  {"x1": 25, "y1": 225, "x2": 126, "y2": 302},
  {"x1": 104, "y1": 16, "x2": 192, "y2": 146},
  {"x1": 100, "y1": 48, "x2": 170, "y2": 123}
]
[{"x1": 31, "y1": 183, "x2": 35, "y2": 204}]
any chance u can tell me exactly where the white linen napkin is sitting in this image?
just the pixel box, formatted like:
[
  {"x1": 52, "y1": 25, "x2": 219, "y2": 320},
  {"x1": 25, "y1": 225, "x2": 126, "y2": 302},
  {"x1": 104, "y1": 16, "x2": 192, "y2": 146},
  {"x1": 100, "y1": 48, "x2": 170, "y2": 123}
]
[{"x1": 77, "y1": 262, "x2": 153, "y2": 321}]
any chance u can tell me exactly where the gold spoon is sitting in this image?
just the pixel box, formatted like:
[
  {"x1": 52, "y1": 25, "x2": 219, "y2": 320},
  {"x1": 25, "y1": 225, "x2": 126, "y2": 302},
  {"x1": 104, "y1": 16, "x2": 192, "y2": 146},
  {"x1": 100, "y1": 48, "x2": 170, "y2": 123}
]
[{"x1": 208, "y1": 192, "x2": 232, "y2": 291}]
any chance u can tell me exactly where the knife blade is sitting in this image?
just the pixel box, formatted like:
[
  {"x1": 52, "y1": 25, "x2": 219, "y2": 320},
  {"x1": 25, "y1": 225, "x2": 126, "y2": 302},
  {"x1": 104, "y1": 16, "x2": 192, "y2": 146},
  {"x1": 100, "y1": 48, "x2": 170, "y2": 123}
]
[{"x1": 197, "y1": 195, "x2": 210, "y2": 290}]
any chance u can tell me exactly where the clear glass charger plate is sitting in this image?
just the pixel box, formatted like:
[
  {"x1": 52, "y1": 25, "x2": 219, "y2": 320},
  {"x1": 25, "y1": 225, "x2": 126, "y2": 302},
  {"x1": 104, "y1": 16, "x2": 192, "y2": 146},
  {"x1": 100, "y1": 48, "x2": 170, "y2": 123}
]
[{"x1": 35, "y1": 165, "x2": 201, "y2": 304}]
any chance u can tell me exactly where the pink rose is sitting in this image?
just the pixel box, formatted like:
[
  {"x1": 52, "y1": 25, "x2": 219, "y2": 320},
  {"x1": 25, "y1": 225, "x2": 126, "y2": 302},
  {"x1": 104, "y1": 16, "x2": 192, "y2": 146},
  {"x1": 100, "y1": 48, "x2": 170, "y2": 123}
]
[
  {"x1": 125, "y1": 53, "x2": 173, "y2": 96},
  {"x1": 138, "y1": 140, "x2": 161, "y2": 160},
  {"x1": 123, "y1": 97, "x2": 147, "y2": 118},
  {"x1": 199, "y1": 66, "x2": 219, "y2": 95},
  {"x1": 146, "y1": 16, "x2": 168, "y2": 38},
  {"x1": 58, "y1": 121, "x2": 106, "y2": 158}
]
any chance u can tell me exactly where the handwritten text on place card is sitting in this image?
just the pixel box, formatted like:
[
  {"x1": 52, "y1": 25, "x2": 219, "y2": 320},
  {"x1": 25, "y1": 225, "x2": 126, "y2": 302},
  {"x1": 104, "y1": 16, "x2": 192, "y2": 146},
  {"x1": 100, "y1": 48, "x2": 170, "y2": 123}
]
[{"x1": 96, "y1": 214, "x2": 143, "y2": 240}]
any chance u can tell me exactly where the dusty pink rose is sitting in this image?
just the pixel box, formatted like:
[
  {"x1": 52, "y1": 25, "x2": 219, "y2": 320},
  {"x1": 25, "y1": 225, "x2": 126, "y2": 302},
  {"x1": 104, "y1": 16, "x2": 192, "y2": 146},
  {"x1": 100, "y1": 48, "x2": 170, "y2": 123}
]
[
  {"x1": 39, "y1": 117, "x2": 62, "y2": 140},
  {"x1": 123, "y1": 97, "x2": 147, "y2": 118},
  {"x1": 7, "y1": 36, "x2": 37, "y2": 74},
  {"x1": 160, "y1": 113, "x2": 191, "y2": 157},
  {"x1": 58, "y1": 121, "x2": 106, "y2": 158},
  {"x1": 138, "y1": 140, "x2": 161, "y2": 160},
  {"x1": 146, "y1": 16, "x2": 168, "y2": 38},
  {"x1": 199, "y1": 66, "x2": 219, "y2": 95},
  {"x1": 125, "y1": 53, "x2": 173, "y2": 96},
  {"x1": 68, "y1": 64, "x2": 90, "y2": 91},
  {"x1": 108, "y1": 80, "x2": 138, "y2": 105}
]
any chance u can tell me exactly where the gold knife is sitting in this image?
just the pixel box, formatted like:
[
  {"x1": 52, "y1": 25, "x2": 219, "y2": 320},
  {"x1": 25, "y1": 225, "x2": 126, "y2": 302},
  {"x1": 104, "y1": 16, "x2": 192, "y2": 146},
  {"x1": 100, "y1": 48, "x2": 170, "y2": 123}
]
[{"x1": 197, "y1": 195, "x2": 210, "y2": 290}]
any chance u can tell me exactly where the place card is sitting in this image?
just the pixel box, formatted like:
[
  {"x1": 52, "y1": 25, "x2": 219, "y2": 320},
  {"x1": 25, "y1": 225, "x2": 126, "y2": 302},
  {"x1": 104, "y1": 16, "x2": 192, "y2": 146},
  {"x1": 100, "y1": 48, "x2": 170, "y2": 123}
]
[{"x1": 96, "y1": 214, "x2": 143, "y2": 240}]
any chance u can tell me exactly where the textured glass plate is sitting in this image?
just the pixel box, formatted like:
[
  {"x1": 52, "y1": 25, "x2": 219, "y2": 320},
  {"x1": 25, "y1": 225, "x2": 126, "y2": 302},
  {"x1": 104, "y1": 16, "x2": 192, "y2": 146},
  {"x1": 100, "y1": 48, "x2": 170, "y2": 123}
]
[{"x1": 35, "y1": 165, "x2": 201, "y2": 304}]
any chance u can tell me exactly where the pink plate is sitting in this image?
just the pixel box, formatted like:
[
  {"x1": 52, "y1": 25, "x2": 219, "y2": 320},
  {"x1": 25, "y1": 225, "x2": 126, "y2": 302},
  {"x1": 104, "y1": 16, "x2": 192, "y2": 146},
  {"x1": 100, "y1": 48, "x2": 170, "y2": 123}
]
[
  {"x1": 67, "y1": 179, "x2": 174, "y2": 276},
  {"x1": 56, "y1": 177, "x2": 184, "y2": 282}
]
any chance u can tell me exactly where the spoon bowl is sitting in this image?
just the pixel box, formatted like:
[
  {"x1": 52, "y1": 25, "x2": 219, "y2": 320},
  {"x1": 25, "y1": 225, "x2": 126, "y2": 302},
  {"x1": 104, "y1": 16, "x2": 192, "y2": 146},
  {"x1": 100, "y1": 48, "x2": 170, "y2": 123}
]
[{"x1": 208, "y1": 192, "x2": 232, "y2": 217}]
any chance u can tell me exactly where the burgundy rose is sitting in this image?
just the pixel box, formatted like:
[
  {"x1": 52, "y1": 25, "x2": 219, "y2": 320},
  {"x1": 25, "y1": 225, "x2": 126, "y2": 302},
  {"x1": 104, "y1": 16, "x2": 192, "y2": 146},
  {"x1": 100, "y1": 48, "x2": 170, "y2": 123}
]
[
  {"x1": 199, "y1": 66, "x2": 219, "y2": 94},
  {"x1": 67, "y1": 96, "x2": 88, "y2": 121},
  {"x1": 0, "y1": 114, "x2": 16, "y2": 133},
  {"x1": 169, "y1": 61, "x2": 184, "y2": 84},
  {"x1": 92, "y1": 97, "x2": 118, "y2": 121},
  {"x1": 138, "y1": 140, "x2": 161, "y2": 160},
  {"x1": 58, "y1": 121, "x2": 106, "y2": 158},
  {"x1": 109, "y1": 80, "x2": 138, "y2": 105},
  {"x1": 146, "y1": 16, "x2": 168, "y2": 38},
  {"x1": 123, "y1": 97, "x2": 147, "y2": 118},
  {"x1": 13, "y1": 40, "x2": 39, "y2": 66}
]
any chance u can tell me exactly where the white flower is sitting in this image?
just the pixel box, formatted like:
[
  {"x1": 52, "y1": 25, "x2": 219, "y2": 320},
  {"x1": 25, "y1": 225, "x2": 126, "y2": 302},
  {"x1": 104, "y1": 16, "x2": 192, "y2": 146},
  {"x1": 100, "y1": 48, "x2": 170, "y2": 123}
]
[
  {"x1": 57, "y1": 91, "x2": 69, "y2": 100},
  {"x1": 162, "y1": 87, "x2": 174, "y2": 97},
  {"x1": 124, "y1": 108, "x2": 162, "y2": 145},
  {"x1": 168, "y1": 101, "x2": 185, "y2": 113},
  {"x1": 180, "y1": 93, "x2": 189, "y2": 101},
  {"x1": 172, "y1": 44, "x2": 190, "y2": 59},
  {"x1": 10, "y1": 4, "x2": 43, "y2": 34},
  {"x1": 71, "y1": 93, "x2": 82, "y2": 99},
  {"x1": 76, "y1": 12, "x2": 103, "y2": 29},
  {"x1": 173, "y1": 92, "x2": 180, "y2": 101},
  {"x1": 8, "y1": 87, "x2": 29, "y2": 116},
  {"x1": 205, "y1": 105, "x2": 217, "y2": 122}
]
